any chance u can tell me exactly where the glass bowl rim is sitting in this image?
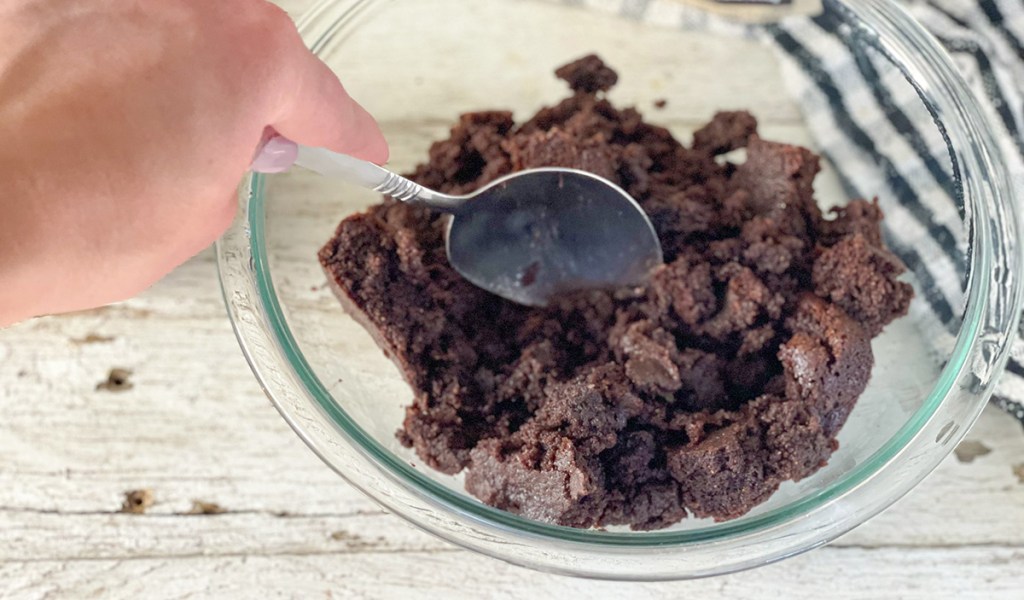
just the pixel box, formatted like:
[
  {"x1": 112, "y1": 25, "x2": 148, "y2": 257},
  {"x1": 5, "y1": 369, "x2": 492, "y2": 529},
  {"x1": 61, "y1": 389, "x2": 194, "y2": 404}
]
[{"x1": 218, "y1": 0, "x2": 1022, "y2": 568}]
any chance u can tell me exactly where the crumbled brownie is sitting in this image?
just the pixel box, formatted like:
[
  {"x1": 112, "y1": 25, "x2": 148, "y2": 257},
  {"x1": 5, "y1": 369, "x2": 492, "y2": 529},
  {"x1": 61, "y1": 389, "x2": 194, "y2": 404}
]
[
  {"x1": 318, "y1": 56, "x2": 913, "y2": 529},
  {"x1": 503, "y1": 128, "x2": 620, "y2": 182},
  {"x1": 692, "y1": 110, "x2": 758, "y2": 155},
  {"x1": 554, "y1": 54, "x2": 619, "y2": 93},
  {"x1": 812, "y1": 234, "x2": 913, "y2": 336}
]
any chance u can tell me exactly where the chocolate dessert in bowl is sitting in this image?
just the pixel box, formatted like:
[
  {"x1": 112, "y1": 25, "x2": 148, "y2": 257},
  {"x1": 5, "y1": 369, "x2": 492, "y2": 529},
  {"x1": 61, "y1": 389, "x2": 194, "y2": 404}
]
[{"x1": 218, "y1": 0, "x2": 1022, "y2": 579}]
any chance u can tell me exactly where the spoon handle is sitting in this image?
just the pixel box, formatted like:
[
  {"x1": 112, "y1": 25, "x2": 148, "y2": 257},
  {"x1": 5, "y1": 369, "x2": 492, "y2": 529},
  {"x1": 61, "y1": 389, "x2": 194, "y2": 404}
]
[{"x1": 252, "y1": 135, "x2": 462, "y2": 211}]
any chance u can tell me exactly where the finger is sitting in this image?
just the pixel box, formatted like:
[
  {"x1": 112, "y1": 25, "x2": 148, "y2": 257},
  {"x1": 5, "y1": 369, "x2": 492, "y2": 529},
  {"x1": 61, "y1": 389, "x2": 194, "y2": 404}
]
[{"x1": 270, "y1": 46, "x2": 389, "y2": 164}]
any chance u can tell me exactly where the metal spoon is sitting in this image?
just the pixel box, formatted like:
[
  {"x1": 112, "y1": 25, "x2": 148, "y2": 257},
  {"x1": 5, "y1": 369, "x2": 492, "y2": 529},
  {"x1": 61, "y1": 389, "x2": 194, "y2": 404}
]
[{"x1": 253, "y1": 136, "x2": 663, "y2": 307}]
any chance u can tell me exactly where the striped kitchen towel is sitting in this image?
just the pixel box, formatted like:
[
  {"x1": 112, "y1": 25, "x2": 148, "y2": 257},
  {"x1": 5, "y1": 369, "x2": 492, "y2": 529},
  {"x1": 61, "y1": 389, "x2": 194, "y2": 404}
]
[{"x1": 559, "y1": 0, "x2": 1024, "y2": 426}]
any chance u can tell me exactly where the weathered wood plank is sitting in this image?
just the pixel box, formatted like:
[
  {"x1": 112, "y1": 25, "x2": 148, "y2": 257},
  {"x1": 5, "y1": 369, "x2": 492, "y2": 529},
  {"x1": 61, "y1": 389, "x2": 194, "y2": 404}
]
[
  {"x1": 1, "y1": 547, "x2": 1021, "y2": 600},
  {"x1": 2, "y1": 249, "x2": 1023, "y2": 561}
]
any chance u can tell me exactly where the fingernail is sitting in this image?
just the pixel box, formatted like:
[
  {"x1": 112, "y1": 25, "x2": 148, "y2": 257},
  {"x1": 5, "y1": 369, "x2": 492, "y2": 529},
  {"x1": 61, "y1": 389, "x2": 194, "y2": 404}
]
[{"x1": 251, "y1": 136, "x2": 299, "y2": 173}]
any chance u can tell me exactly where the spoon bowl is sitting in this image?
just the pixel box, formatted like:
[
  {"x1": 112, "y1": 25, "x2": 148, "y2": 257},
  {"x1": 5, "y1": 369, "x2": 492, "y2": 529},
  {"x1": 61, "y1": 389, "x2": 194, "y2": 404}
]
[
  {"x1": 253, "y1": 137, "x2": 663, "y2": 305},
  {"x1": 446, "y1": 168, "x2": 662, "y2": 306}
]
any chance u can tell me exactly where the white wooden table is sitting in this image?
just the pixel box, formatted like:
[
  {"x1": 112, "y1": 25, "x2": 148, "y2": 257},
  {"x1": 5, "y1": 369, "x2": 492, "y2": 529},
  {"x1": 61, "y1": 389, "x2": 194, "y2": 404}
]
[{"x1": 2, "y1": 1, "x2": 1024, "y2": 597}]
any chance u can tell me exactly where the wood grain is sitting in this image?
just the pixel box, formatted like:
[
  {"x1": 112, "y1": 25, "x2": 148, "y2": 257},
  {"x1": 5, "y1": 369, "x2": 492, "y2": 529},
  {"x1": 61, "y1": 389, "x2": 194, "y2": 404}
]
[
  {"x1": 1, "y1": 0, "x2": 1023, "y2": 597},
  {"x1": 1, "y1": 547, "x2": 1022, "y2": 600},
  {"x1": 2, "y1": 222, "x2": 1022, "y2": 597}
]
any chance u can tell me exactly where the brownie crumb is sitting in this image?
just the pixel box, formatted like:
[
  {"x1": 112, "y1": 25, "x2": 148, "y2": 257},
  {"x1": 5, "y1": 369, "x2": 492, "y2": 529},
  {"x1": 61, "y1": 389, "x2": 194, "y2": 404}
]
[
  {"x1": 96, "y1": 368, "x2": 133, "y2": 392},
  {"x1": 812, "y1": 233, "x2": 913, "y2": 335},
  {"x1": 554, "y1": 54, "x2": 619, "y2": 93},
  {"x1": 319, "y1": 56, "x2": 913, "y2": 530},
  {"x1": 953, "y1": 440, "x2": 991, "y2": 464},
  {"x1": 121, "y1": 489, "x2": 154, "y2": 514},
  {"x1": 70, "y1": 333, "x2": 116, "y2": 346},
  {"x1": 653, "y1": 99, "x2": 668, "y2": 109},
  {"x1": 187, "y1": 500, "x2": 226, "y2": 515},
  {"x1": 693, "y1": 111, "x2": 758, "y2": 155}
]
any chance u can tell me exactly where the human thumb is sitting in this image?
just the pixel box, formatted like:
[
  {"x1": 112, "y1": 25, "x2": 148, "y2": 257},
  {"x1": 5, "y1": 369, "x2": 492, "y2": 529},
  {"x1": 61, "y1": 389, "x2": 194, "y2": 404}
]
[{"x1": 263, "y1": 33, "x2": 388, "y2": 165}]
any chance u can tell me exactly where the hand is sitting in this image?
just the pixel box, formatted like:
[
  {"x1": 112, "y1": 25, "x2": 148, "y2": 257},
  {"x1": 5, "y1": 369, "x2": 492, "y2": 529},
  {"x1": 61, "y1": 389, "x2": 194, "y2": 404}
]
[{"x1": 0, "y1": 0, "x2": 388, "y2": 326}]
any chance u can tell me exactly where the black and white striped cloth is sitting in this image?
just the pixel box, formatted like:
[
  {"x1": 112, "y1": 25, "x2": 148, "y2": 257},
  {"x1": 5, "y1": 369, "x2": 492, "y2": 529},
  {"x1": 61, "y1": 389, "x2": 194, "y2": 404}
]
[{"x1": 559, "y1": 0, "x2": 1024, "y2": 426}]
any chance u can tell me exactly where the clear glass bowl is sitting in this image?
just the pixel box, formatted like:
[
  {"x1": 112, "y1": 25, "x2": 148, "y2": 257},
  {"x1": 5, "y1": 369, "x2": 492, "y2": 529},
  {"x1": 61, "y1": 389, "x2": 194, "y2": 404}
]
[{"x1": 218, "y1": 0, "x2": 1022, "y2": 580}]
